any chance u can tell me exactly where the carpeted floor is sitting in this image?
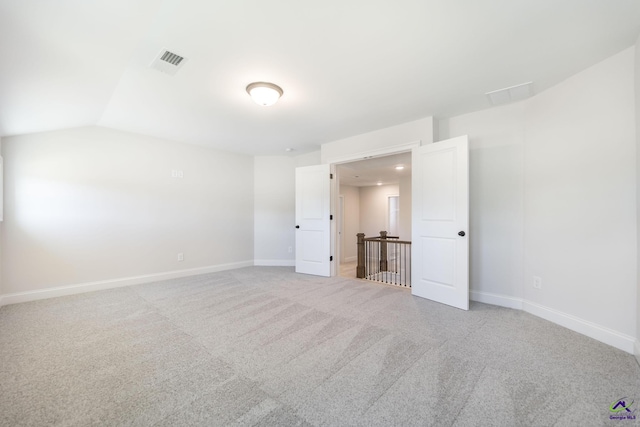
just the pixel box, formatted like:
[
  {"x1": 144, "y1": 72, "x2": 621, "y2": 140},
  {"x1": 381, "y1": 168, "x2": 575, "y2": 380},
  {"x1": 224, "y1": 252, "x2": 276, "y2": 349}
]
[{"x1": 1, "y1": 266, "x2": 639, "y2": 426}]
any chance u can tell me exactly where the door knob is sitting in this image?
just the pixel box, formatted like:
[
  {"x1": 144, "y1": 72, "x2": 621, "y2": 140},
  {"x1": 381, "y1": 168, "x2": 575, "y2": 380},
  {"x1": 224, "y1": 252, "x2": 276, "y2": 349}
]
[
  {"x1": 458, "y1": 231, "x2": 465, "y2": 237},
  {"x1": 296, "y1": 225, "x2": 300, "y2": 229}
]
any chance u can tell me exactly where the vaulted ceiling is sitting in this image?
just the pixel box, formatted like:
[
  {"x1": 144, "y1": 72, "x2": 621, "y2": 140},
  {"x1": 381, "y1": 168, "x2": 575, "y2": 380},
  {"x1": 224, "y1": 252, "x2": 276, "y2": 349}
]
[{"x1": 1, "y1": 0, "x2": 639, "y2": 155}]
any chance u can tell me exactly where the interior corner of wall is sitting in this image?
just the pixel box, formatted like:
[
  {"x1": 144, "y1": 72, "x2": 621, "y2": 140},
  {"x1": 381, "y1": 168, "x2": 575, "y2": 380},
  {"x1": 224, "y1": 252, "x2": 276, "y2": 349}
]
[
  {"x1": 431, "y1": 118, "x2": 440, "y2": 142},
  {"x1": 424, "y1": 116, "x2": 435, "y2": 144},
  {"x1": 295, "y1": 150, "x2": 321, "y2": 167},
  {"x1": 436, "y1": 118, "x2": 450, "y2": 141}
]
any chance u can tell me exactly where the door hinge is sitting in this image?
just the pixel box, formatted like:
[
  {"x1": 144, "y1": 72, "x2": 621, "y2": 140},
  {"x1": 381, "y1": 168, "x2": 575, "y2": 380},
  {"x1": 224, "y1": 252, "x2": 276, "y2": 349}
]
[
  {"x1": 330, "y1": 173, "x2": 333, "y2": 179},
  {"x1": 330, "y1": 256, "x2": 333, "y2": 261},
  {"x1": 330, "y1": 214, "x2": 333, "y2": 220}
]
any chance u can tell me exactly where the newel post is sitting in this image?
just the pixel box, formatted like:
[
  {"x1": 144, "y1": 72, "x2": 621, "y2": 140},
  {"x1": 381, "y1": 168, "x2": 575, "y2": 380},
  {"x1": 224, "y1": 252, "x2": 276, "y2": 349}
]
[
  {"x1": 356, "y1": 233, "x2": 365, "y2": 278},
  {"x1": 379, "y1": 231, "x2": 388, "y2": 272}
]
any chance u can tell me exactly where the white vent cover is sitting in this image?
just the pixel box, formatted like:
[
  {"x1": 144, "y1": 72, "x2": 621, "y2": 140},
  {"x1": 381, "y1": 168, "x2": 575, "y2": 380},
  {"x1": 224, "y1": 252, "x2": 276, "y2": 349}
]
[
  {"x1": 486, "y1": 81, "x2": 533, "y2": 105},
  {"x1": 149, "y1": 49, "x2": 187, "y2": 76}
]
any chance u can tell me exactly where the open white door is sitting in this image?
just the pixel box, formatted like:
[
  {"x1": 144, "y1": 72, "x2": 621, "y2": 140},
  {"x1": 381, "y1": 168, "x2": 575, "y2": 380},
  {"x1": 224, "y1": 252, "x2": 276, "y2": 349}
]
[
  {"x1": 412, "y1": 136, "x2": 469, "y2": 310},
  {"x1": 295, "y1": 164, "x2": 331, "y2": 276}
]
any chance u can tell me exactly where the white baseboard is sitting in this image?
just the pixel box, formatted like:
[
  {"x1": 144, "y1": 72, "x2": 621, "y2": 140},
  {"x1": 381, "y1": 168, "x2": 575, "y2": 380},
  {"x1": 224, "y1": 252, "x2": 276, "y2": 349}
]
[
  {"x1": 523, "y1": 300, "x2": 636, "y2": 354},
  {"x1": 343, "y1": 256, "x2": 357, "y2": 263},
  {"x1": 468, "y1": 290, "x2": 636, "y2": 355},
  {"x1": 470, "y1": 290, "x2": 523, "y2": 310},
  {"x1": 2, "y1": 267, "x2": 637, "y2": 359},
  {"x1": 253, "y1": 259, "x2": 295, "y2": 267},
  {"x1": 0, "y1": 260, "x2": 254, "y2": 307}
]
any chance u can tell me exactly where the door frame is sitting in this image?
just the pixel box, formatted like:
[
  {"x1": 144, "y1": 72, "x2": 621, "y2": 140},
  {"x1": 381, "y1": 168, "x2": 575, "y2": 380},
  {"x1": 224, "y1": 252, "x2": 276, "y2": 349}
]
[
  {"x1": 326, "y1": 140, "x2": 422, "y2": 277},
  {"x1": 338, "y1": 195, "x2": 344, "y2": 263}
]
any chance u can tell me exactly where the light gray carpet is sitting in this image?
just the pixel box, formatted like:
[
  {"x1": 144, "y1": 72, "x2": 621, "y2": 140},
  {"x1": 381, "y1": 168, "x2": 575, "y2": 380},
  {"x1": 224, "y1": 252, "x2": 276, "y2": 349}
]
[{"x1": 1, "y1": 266, "x2": 639, "y2": 426}]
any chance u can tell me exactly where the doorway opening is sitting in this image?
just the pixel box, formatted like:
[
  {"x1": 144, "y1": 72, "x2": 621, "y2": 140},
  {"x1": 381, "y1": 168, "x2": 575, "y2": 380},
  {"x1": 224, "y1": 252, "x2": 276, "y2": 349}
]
[
  {"x1": 335, "y1": 152, "x2": 412, "y2": 281},
  {"x1": 296, "y1": 136, "x2": 469, "y2": 309}
]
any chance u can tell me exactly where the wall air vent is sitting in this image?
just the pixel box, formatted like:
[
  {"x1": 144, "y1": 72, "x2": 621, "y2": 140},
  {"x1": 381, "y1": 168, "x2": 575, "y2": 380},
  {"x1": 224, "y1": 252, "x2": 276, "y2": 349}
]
[
  {"x1": 485, "y1": 81, "x2": 533, "y2": 106},
  {"x1": 149, "y1": 49, "x2": 187, "y2": 76}
]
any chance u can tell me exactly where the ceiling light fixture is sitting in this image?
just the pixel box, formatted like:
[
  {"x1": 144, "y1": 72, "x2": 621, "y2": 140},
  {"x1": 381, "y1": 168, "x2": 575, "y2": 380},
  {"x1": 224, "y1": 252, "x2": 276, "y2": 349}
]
[
  {"x1": 246, "y1": 82, "x2": 283, "y2": 106},
  {"x1": 377, "y1": 182, "x2": 383, "y2": 186},
  {"x1": 395, "y1": 165, "x2": 404, "y2": 170}
]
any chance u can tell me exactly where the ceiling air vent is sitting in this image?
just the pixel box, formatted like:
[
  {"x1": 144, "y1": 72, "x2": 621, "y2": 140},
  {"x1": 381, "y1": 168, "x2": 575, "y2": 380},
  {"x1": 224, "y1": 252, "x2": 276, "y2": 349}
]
[
  {"x1": 485, "y1": 81, "x2": 533, "y2": 106},
  {"x1": 149, "y1": 49, "x2": 187, "y2": 76}
]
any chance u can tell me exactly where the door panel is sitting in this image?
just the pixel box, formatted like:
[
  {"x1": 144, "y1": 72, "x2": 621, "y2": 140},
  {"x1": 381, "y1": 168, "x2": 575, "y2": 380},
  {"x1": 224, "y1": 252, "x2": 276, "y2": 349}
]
[
  {"x1": 421, "y1": 149, "x2": 455, "y2": 220},
  {"x1": 295, "y1": 164, "x2": 331, "y2": 276},
  {"x1": 412, "y1": 136, "x2": 469, "y2": 310},
  {"x1": 420, "y1": 237, "x2": 455, "y2": 286}
]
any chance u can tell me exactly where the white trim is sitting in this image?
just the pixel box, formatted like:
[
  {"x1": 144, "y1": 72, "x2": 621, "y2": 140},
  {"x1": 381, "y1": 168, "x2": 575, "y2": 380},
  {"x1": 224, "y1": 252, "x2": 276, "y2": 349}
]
[
  {"x1": 344, "y1": 256, "x2": 357, "y2": 263},
  {"x1": 323, "y1": 141, "x2": 421, "y2": 165},
  {"x1": 1, "y1": 263, "x2": 636, "y2": 358},
  {"x1": 0, "y1": 156, "x2": 4, "y2": 222},
  {"x1": 523, "y1": 300, "x2": 636, "y2": 354},
  {"x1": 470, "y1": 290, "x2": 524, "y2": 310},
  {"x1": 469, "y1": 291, "x2": 636, "y2": 354},
  {"x1": 330, "y1": 163, "x2": 338, "y2": 277},
  {"x1": 0, "y1": 260, "x2": 254, "y2": 307},
  {"x1": 338, "y1": 194, "x2": 344, "y2": 272},
  {"x1": 253, "y1": 259, "x2": 295, "y2": 267}
]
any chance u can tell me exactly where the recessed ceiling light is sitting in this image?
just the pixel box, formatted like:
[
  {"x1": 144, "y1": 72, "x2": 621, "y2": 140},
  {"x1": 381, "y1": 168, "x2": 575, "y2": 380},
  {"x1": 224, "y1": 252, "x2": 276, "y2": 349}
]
[
  {"x1": 377, "y1": 182, "x2": 383, "y2": 186},
  {"x1": 395, "y1": 165, "x2": 404, "y2": 170},
  {"x1": 246, "y1": 82, "x2": 283, "y2": 106}
]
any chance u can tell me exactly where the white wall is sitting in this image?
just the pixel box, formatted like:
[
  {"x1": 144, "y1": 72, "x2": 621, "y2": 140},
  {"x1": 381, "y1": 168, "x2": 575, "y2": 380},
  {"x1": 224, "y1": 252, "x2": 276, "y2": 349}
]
[
  {"x1": 321, "y1": 117, "x2": 434, "y2": 164},
  {"x1": 295, "y1": 150, "x2": 321, "y2": 167},
  {"x1": 0, "y1": 136, "x2": 2, "y2": 298},
  {"x1": 253, "y1": 150, "x2": 321, "y2": 267},
  {"x1": 634, "y1": 33, "x2": 640, "y2": 365},
  {"x1": 1, "y1": 126, "x2": 254, "y2": 301},
  {"x1": 443, "y1": 102, "x2": 526, "y2": 305},
  {"x1": 524, "y1": 48, "x2": 636, "y2": 341},
  {"x1": 339, "y1": 184, "x2": 360, "y2": 262},
  {"x1": 442, "y1": 47, "x2": 637, "y2": 352},
  {"x1": 254, "y1": 156, "x2": 296, "y2": 266},
  {"x1": 359, "y1": 184, "x2": 399, "y2": 238},
  {"x1": 398, "y1": 175, "x2": 412, "y2": 241}
]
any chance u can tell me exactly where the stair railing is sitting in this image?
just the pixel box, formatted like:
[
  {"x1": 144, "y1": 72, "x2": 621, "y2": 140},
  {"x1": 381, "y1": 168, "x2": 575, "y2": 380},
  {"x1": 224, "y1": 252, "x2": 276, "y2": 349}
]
[{"x1": 356, "y1": 231, "x2": 411, "y2": 287}]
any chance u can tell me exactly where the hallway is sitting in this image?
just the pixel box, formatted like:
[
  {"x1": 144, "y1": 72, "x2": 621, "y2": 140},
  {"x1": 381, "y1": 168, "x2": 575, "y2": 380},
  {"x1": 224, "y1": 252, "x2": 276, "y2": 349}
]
[{"x1": 339, "y1": 261, "x2": 357, "y2": 279}]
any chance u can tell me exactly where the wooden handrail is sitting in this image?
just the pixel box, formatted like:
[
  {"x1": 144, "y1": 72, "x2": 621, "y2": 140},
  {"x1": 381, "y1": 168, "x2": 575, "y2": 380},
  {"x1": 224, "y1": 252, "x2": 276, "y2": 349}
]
[
  {"x1": 363, "y1": 236, "x2": 400, "y2": 240},
  {"x1": 364, "y1": 239, "x2": 412, "y2": 244},
  {"x1": 356, "y1": 230, "x2": 412, "y2": 287}
]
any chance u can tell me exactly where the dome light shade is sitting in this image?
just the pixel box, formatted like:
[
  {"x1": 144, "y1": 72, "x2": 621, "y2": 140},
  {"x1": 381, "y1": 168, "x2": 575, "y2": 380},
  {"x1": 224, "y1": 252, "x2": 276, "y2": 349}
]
[{"x1": 246, "y1": 82, "x2": 283, "y2": 106}]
